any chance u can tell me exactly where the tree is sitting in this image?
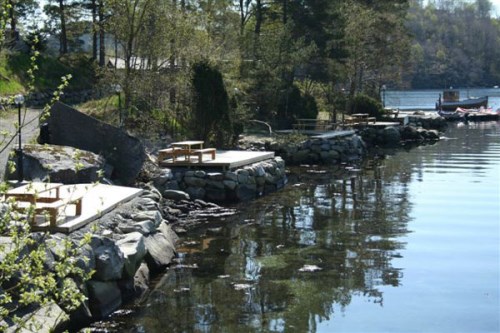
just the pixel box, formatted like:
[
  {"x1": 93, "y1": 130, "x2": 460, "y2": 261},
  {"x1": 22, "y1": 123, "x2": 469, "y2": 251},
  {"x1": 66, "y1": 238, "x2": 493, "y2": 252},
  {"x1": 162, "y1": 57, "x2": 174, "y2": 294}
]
[
  {"x1": 342, "y1": 0, "x2": 410, "y2": 105},
  {"x1": 44, "y1": 0, "x2": 86, "y2": 55},
  {"x1": 191, "y1": 61, "x2": 233, "y2": 146}
]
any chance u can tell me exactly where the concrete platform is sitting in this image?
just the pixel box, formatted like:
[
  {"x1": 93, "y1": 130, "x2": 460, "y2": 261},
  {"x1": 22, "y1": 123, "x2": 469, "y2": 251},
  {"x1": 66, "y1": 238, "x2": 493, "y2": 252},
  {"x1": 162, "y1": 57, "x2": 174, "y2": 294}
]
[
  {"x1": 31, "y1": 184, "x2": 143, "y2": 233},
  {"x1": 159, "y1": 150, "x2": 275, "y2": 170}
]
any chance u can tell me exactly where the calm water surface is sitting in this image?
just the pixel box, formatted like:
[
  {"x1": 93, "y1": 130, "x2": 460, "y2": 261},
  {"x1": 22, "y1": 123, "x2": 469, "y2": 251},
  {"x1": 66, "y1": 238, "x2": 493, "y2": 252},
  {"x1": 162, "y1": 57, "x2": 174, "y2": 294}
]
[
  {"x1": 94, "y1": 121, "x2": 499, "y2": 333},
  {"x1": 384, "y1": 88, "x2": 500, "y2": 110}
]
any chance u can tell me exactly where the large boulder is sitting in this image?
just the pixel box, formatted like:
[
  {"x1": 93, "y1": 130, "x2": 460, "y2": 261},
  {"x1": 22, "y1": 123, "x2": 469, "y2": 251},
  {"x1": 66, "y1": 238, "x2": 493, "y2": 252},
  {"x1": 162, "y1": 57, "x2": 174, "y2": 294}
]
[
  {"x1": 44, "y1": 102, "x2": 146, "y2": 185},
  {"x1": 86, "y1": 280, "x2": 122, "y2": 319},
  {"x1": 4, "y1": 144, "x2": 110, "y2": 183}
]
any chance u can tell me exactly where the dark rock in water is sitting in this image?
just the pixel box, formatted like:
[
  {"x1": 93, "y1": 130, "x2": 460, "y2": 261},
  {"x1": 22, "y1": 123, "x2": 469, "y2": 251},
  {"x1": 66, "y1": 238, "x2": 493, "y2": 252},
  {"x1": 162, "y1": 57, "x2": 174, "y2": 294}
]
[
  {"x1": 133, "y1": 262, "x2": 150, "y2": 300},
  {"x1": 401, "y1": 125, "x2": 424, "y2": 142},
  {"x1": 86, "y1": 280, "x2": 122, "y2": 319},
  {"x1": 5, "y1": 144, "x2": 111, "y2": 183},
  {"x1": 163, "y1": 189, "x2": 190, "y2": 201},
  {"x1": 45, "y1": 102, "x2": 145, "y2": 185},
  {"x1": 144, "y1": 232, "x2": 176, "y2": 271}
]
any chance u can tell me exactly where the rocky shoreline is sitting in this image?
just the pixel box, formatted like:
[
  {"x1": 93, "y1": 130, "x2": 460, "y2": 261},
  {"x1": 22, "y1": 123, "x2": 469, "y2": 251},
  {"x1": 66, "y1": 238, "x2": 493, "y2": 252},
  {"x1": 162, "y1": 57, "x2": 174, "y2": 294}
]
[{"x1": 0, "y1": 105, "x2": 448, "y2": 332}]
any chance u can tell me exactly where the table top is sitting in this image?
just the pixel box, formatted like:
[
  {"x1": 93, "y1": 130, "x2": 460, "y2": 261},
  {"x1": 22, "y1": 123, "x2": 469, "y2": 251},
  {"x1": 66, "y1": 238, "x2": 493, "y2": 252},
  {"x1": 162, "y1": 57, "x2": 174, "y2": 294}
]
[
  {"x1": 351, "y1": 113, "x2": 369, "y2": 117},
  {"x1": 6, "y1": 182, "x2": 63, "y2": 195},
  {"x1": 172, "y1": 140, "x2": 204, "y2": 146}
]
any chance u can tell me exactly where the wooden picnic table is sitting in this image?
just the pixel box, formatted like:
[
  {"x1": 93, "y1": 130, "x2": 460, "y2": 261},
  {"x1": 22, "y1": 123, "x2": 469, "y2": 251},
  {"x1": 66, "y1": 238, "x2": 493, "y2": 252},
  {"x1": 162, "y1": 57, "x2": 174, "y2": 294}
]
[
  {"x1": 172, "y1": 140, "x2": 204, "y2": 151},
  {"x1": 348, "y1": 113, "x2": 376, "y2": 125},
  {"x1": 3, "y1": 182, "x2": 83, "y2": 228},
  {"x1": 4, "y1": 182, "x2": 63, "y2": 204},
  {"x1": 158, "y1": 140, "x2": 217, "y2": 164}
]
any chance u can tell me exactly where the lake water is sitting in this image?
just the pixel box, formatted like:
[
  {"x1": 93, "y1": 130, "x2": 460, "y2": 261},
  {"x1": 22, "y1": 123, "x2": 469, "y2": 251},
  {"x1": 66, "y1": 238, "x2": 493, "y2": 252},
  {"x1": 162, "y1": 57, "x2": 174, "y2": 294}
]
[
  {"x1": 384, "y1": 87, "x2": 500, "y2": 111},
  {"x1": 90, "y1": 94, "x2": 500, "y2": 333}
]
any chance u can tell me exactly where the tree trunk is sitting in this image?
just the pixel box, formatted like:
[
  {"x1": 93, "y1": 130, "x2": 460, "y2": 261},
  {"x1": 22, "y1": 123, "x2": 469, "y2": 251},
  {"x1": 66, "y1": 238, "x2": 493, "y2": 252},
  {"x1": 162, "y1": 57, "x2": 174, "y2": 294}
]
[
  {"x1": 59, "y1": 0, "x2": 68, "y2": 55},
  {"x1": 91, "y1": 0, "x2": 98, "y2": 60},
  {"x1": 254, "y1": 0, "x2": 263, "y2": 59},
  {"x1": 8, "y1": 0, "x2": 18, "y2": 42},
  {"x1": 98, "y1": 0, "x2": 106, "y2": 66},
  {"x1": 283, "y1": 0, "x2": 288, "y2": 24}
]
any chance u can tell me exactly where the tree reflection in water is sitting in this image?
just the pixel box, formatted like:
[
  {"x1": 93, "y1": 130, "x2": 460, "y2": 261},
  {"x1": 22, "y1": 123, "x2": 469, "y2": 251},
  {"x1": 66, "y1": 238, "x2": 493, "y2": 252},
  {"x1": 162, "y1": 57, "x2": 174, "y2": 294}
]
[{"x1": 104, "y1": 156, "x2": 414, "y2": 333}]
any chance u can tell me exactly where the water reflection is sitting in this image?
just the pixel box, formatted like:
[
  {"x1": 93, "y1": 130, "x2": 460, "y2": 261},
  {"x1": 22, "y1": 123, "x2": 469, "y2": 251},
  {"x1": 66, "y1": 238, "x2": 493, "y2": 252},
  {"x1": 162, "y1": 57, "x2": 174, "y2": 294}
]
[{"x1": 95, "y1": 121, "x2": 499, "y2": 333}]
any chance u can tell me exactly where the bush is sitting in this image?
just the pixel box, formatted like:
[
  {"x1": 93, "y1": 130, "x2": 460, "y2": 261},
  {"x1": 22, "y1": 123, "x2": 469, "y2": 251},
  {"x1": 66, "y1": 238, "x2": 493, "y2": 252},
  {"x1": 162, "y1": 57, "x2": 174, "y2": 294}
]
[
  {"x1": 351, "y1": 93, "x2": 383, "y2": 119},
  {"x1": 276, "y1": 85, "x2": 319, "y2": 129}
]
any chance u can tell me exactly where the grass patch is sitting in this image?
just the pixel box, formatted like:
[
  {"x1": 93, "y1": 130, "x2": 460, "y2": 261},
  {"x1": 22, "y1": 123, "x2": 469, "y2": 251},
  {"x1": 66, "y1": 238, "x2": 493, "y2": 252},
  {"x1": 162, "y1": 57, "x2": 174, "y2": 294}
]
[
  {"x1": 1, "y1": 50, "x2": 96, "y2": 95},
  {"x1": 0, "y1": 52, "x2": 25, "y2": 95},
  {"x1": 74, "y1": 95, "x2": 119, "y2": 123}
]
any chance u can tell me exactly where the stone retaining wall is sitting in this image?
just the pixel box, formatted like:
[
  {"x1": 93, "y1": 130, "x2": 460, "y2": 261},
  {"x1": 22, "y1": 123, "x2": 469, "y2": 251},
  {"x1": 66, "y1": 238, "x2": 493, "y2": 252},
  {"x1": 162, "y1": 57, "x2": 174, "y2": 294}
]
[
  {"x1": 270, "y1": 133, "x2": 366, "y2": 165},
  {"x1": 0, "y1": 186, "x2": 178, "y2": 331},
  {"x1": 153, "y1": 157, "x2": 287, "y2": 202}
]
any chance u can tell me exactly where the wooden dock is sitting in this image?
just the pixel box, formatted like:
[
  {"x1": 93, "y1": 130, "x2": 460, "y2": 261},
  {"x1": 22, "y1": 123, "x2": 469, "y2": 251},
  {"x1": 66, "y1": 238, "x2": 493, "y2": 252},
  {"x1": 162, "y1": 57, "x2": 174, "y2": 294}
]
[
  {"x1": 30, "y1": 184, "x2": 143, "y2": 233},
  {"x1": 159, "y1": 150, "x2": 275, "y2": 170}
]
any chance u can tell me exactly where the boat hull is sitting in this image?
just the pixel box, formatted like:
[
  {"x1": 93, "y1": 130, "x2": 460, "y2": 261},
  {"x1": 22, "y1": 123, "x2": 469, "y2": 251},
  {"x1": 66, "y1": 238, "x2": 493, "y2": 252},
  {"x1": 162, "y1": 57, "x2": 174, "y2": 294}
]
[{"x1": 438, "y1": 96, "x2": 488, "y2": 111}]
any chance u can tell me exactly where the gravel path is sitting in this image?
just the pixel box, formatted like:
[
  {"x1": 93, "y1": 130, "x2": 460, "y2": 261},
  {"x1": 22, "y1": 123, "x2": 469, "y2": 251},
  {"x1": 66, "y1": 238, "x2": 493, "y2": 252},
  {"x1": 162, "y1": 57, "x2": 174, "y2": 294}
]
[{"x1": 0, "y1": 108, "x2": 43, "y2": 181}]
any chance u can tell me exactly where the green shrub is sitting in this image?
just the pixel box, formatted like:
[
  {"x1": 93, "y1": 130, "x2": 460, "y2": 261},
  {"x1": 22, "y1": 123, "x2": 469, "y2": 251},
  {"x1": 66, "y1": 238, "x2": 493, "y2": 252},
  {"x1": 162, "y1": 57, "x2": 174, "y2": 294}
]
[{"x1": 351, "y1": 93, "x2": 383, "y2": 119}]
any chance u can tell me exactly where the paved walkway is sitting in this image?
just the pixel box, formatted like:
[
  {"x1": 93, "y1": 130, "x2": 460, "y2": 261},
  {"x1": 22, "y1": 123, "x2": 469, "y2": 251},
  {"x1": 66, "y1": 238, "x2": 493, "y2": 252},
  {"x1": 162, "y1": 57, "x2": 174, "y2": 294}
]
[{"x1": 0, "y1": 108, "x2": 43, "y2": 181}]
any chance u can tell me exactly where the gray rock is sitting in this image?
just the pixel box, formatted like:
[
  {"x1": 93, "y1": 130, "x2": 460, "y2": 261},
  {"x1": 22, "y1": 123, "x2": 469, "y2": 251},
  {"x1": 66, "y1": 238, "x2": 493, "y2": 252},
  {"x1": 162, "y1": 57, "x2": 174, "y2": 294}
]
[
  {"x1": 184, "y1": 176, "x2": 207, "y2": 187},
  {"x1": 116, "y1": 232, "x2": 147, "y2": 278},
  {"x1": 223, "y1": 180, "x2": 237, "y2": 190},
  {"x1": 236, "y1": 184, "x2": 257, "y2": 201},
  {"x1": 136, "y1": 198, "x2": 159, "y2": 211},
  {"x1": 2, "y1": 302, "x2": 69, "y2": 333},
  {"x1": 144, "y1": 232, "x2": 176, "y2": 270},
  {"x1": 93, "y1": 239, "x2": 125, "y2": 281},
  {"x1": 164, "y1": 180, "x2": 179, "y2": 190},
  {"x1": 5, "y1": 144, "x2": 110, "y2": 184},
  {"x1": 382, "y1": 127, "x2": 401, "y2": 145},
  {"x1": 185, "y1": 186, "x2": 205, "y2": 200},
  {"x1": 133, "y1": 262, "x2": 150, "y2": 300},
  {"x1": 194, "y1": 170, "x2": 206, "y2": 178},
  {"x1": 206, "y1": 188, "x2": 226, "y2": 202},
  {"x1": 87, "y1": 280, "x2": 122, "y2": 319},
  {"x1": 206, "y1": 179, "x2": 224, "y2": 190},
  {"x1": 46, "y1": 102, "x2": 145, "y2": 185},
  {"x1": 157, "y1": 221, "x2": 180, "y2": 246},
  {"x1": 207, "y1": 172, "x2": 224, "y2": 181},
  {"x1": 254, "y1": 165, "x2": 266, "y2": 177},
  {"x1": 163, "y1": 190, "x2": 190, "y2": 201},
  {"x1": 224, "y1": 171, "x2": 238, "y2": 182},
  {"x1": 131, "y1": 210, "x2": 162, "y2": 226}
]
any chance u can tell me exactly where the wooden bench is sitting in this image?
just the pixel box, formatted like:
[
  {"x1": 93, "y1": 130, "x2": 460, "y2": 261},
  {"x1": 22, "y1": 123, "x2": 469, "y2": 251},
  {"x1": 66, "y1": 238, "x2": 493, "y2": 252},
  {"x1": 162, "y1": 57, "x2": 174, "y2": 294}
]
[
  {"x1": 189, "y1": 148, "x2": 216, "y2": 162},
  {"x1": 157, "y1": 147, "x2": 189, "y2": 164}
]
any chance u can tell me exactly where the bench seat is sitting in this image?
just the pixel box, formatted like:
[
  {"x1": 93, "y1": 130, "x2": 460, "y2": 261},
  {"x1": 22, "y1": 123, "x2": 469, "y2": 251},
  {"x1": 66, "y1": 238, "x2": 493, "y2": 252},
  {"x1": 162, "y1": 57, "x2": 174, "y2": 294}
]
[
  {"x1": 189, "y1": 148, "x2": 216, "y2": 162},
  {"x1": 158, "y1": 147, "x2": 189, "y2": 164}
]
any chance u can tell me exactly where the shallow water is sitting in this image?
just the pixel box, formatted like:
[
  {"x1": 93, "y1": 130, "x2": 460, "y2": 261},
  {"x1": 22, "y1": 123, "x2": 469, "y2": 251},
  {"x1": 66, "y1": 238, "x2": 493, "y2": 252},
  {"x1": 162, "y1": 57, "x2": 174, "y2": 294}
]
[{"x1": 93, "y1": 121, "x2": 499, "y2": 333}]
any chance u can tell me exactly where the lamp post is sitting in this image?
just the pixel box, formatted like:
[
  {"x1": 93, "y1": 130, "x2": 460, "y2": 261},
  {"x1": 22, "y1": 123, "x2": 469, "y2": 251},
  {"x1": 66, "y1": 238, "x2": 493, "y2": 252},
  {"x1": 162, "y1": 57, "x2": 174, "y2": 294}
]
[
  {"x1": 113, "y1": 84, "x2": 122, "y2": 126},
  {"x1": 381, "y1": 84, "x2": 387, "y2": 108},
  {"x1": 14, "y1": 94, "x2": 25, "y2": 182}
]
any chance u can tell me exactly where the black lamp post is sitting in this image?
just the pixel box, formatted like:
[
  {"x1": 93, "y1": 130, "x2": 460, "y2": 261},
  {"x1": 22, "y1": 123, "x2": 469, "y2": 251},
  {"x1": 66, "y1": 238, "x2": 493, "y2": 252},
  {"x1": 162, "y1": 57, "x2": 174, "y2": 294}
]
[
  {"x1": 14, "y1": 94, "x2": 25, "y2": 182},
  {"x1": 113, "y1": 84, "x2": 122, "y2": 126},
  {"x1": 381, "y1": 84, "x2": 387, "y2": 108}
]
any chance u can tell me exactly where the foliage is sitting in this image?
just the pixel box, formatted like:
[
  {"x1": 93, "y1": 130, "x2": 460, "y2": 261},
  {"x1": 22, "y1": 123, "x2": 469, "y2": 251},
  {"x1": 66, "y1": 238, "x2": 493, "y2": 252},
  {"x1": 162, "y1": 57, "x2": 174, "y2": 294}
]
[
  {"x1": 351, "y1": 93, "x2": 383, "y2": 118},
  {"x1": 276, "y1": 84, "x2": 319, "y2": 128},
  {"x1": 0, "y1": 6, "x2": 92, "y2": 332},
  {"x1": 406, "y1": 0, "x2": 500, "y2": 88},
  {"x1": 191, "y1": 61, "x2": 233, "y2": 147}
]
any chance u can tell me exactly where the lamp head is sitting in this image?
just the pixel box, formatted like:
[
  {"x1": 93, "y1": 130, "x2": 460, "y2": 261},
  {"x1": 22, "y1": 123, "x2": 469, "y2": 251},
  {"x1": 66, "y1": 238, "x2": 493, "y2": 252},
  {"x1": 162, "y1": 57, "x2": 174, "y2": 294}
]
[{"x1": 14, "y1": 94, "x2": 24, "y2": 106}]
